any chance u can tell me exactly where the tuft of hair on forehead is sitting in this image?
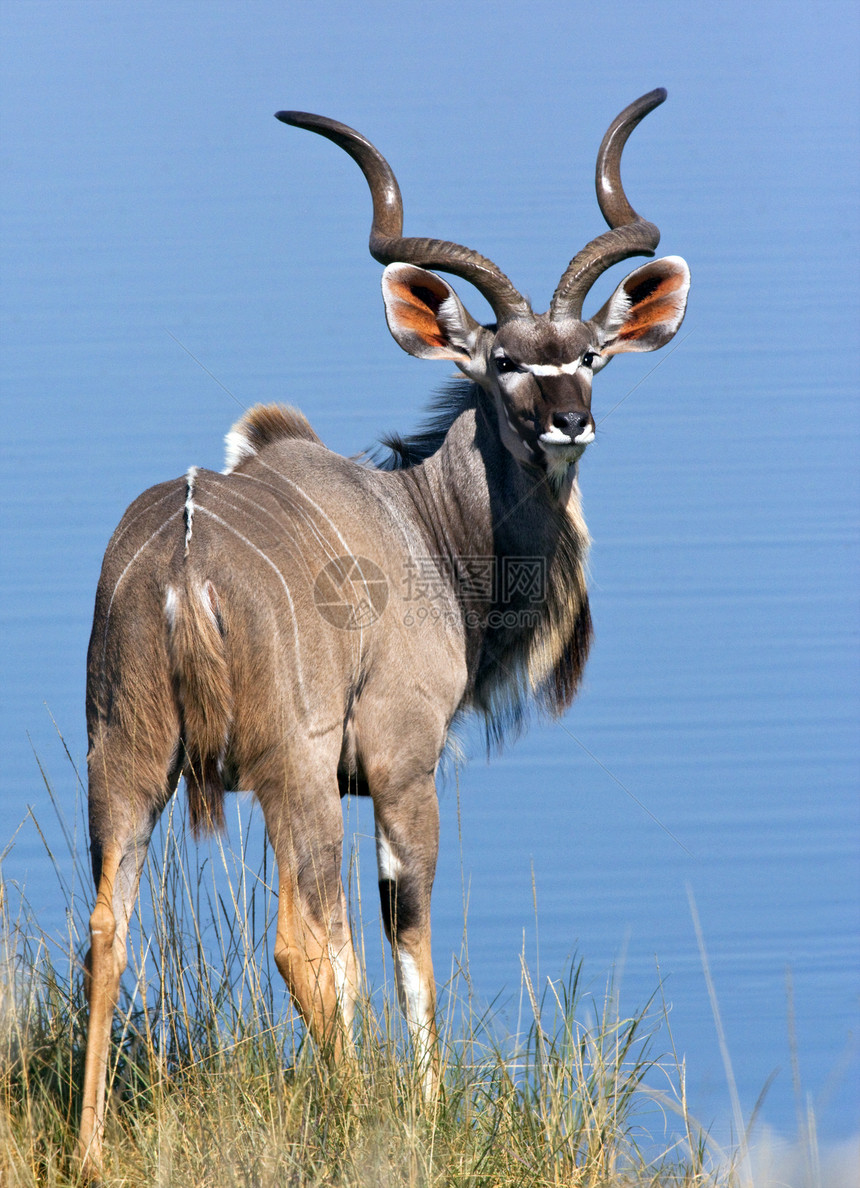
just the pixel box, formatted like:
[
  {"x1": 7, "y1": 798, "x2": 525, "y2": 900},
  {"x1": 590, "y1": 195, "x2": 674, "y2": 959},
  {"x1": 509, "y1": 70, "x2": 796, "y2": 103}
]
[
  {"x1": 496, "y1": 316, "x2": 592, "y2": 360},
  {"x1": 223, "y1": 403, "x2": 323, "y2": 473}
]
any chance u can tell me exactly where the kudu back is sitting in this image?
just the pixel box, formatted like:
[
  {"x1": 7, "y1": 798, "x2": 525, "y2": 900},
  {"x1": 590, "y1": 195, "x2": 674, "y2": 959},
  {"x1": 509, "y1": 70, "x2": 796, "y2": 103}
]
[{"x1": 79, "y1": 90, "x2": 689, "y2": 1173}]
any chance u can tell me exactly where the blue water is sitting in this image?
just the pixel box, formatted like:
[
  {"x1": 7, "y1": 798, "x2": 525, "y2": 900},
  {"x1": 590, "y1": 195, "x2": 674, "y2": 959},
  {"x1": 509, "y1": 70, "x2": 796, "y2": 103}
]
[{"x1": 2, "y1": 1, "x2": 858, "y2": 1172}]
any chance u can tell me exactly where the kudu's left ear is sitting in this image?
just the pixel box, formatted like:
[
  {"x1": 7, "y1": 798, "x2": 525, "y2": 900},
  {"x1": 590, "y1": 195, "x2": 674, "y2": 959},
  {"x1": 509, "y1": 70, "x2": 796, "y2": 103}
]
[
  {"x1": 591, "y1": 256, "x2": 690, "y2": 355},
  {"x1": 382, "y1": 264, "x2": 481, "y2": 364}
]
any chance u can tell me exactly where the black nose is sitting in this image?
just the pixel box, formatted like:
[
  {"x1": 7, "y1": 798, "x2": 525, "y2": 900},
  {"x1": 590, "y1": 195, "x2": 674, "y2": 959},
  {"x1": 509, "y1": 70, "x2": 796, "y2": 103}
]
[{"x1": 552, "y1": 410, "x2": 591, "y2": 435}]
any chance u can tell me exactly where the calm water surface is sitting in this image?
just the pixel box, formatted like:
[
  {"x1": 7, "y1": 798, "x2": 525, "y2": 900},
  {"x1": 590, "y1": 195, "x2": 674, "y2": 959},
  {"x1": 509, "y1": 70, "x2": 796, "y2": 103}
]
[{"x1": 1, "y1": 3, "x2": 858, "y2": 1171}]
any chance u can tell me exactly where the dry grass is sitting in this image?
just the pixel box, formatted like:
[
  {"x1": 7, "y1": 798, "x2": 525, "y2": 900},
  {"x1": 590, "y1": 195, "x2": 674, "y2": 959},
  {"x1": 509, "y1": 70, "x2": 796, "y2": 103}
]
[{"x1": 0, "y1": 779, "x2": 733, "y2": 1187}]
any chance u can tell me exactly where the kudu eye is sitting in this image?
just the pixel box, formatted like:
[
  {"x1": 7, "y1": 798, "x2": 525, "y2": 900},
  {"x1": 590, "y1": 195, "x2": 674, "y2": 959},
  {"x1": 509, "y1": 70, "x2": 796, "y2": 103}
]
[
  {"x1": 495, "y1": 354, "x2": 518, "y2": 374},
  {"x1": 582, "y1": 351, "x2": 596, "y2": 369}
]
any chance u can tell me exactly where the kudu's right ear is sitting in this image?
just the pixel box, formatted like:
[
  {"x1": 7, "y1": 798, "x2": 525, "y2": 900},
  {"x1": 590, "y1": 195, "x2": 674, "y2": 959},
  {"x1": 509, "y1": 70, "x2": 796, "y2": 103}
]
[{"x1": 382, "y1": 264, "x2": 481, "y2": 364}]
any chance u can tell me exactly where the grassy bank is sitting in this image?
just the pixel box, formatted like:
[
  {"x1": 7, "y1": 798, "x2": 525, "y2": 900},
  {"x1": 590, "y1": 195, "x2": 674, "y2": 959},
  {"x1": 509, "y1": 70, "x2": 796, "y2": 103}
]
[{"x1": 1, "y1": 790, "x2": 732, "y2": 1186}]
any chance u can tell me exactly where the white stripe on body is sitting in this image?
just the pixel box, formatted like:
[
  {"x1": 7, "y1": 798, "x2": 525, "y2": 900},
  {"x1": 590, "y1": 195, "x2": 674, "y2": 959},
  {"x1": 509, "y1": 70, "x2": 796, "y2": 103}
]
[
  {"x1": 235, "y1": 461, "x2": 375, "y2": 653},
  {"x1": 100, "y1": 510, "x2": 183, "y2": 680},
  {"x1": 222, "y1": 474, "x2": 344, "y2": 579},
  {"x1": 253, "y1": 459, "x2": 366, "y2": 576},
  {"x1": 207, "y1": 479, "x2": 370, "y2": 677},
  {"x1": 109, "y1": 485, "x2": 183, "y2": 554},
  {"x1": 184, "y1": 466, "x2": 198, "y2": 554},
  {"x1": 195, "y1": 505, "x2": 310, "y2": 714}
]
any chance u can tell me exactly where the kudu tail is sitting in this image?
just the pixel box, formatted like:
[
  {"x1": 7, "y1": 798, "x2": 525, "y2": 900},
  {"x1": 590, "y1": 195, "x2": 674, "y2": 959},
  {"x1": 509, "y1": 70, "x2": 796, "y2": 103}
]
[{"x1": 166, "y1": 579, "x2": 233, "y2": 835}]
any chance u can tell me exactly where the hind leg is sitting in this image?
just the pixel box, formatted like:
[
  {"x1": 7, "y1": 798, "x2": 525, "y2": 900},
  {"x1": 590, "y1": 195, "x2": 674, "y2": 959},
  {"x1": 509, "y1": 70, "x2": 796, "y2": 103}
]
[
  {"x1": 273, "y1": 864, "x2": 358, "y2": 1057},
  {"x1": 78, "y1": 723, "x2": 179, "y2": 1178},
  {"x1": 255, "y1": 747, "x2": 358, "y2": 1060}
]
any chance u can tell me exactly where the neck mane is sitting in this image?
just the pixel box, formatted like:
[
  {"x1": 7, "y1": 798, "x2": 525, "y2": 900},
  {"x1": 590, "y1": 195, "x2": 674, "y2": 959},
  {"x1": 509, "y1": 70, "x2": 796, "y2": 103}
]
[{"x1": 380, "y1": 380, "x2": 593, "y2": 746}]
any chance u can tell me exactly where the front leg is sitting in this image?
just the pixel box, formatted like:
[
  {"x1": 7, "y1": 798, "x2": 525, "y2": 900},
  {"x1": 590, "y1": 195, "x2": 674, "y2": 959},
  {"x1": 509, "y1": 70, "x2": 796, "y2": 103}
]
[{"x1": 372, "y1": 774, "x2": 440, "y2": 1099}]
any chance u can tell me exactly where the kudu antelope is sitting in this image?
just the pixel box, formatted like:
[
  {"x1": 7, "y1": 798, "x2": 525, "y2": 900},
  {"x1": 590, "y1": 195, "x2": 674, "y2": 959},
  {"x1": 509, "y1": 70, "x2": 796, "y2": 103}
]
[{"x1": 79, "y1": 89, "x2": 689, "y2": 1172}]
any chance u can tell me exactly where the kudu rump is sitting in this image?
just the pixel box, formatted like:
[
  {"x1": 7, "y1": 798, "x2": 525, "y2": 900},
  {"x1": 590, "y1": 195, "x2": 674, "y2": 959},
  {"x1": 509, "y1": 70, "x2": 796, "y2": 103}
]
[{"x1": 79, "y1": 90, "x2": 689, "y2": 1170}]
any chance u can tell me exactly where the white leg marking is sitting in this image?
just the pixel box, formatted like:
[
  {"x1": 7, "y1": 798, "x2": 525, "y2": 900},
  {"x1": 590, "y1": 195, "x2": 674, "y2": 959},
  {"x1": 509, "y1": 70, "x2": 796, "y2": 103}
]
[
  {"x1": 328, "y1": 941, "x2": 356, "y2": 1034},
  {"x1": 395, "y1": 949, "x2": 435, "y2": 1091},
  {"x1": 395, "y1": 950, "x2": 429, "y2": 1027},
  {"x1": 375, "y1": 824, "x2": 402, "y2": 883}
]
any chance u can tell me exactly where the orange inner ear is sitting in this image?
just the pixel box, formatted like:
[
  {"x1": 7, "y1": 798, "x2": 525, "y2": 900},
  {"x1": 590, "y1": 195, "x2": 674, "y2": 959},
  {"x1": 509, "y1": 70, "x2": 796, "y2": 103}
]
[
  {"x1": 617, "y1": 295, "x2": 682, "y2": 340},
  {"x1": 616, "y1": 270, "x2": 686, "y2": 342},
  {"x1": 387, "y1": 277, "x2": 450, "y2": 350}
]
